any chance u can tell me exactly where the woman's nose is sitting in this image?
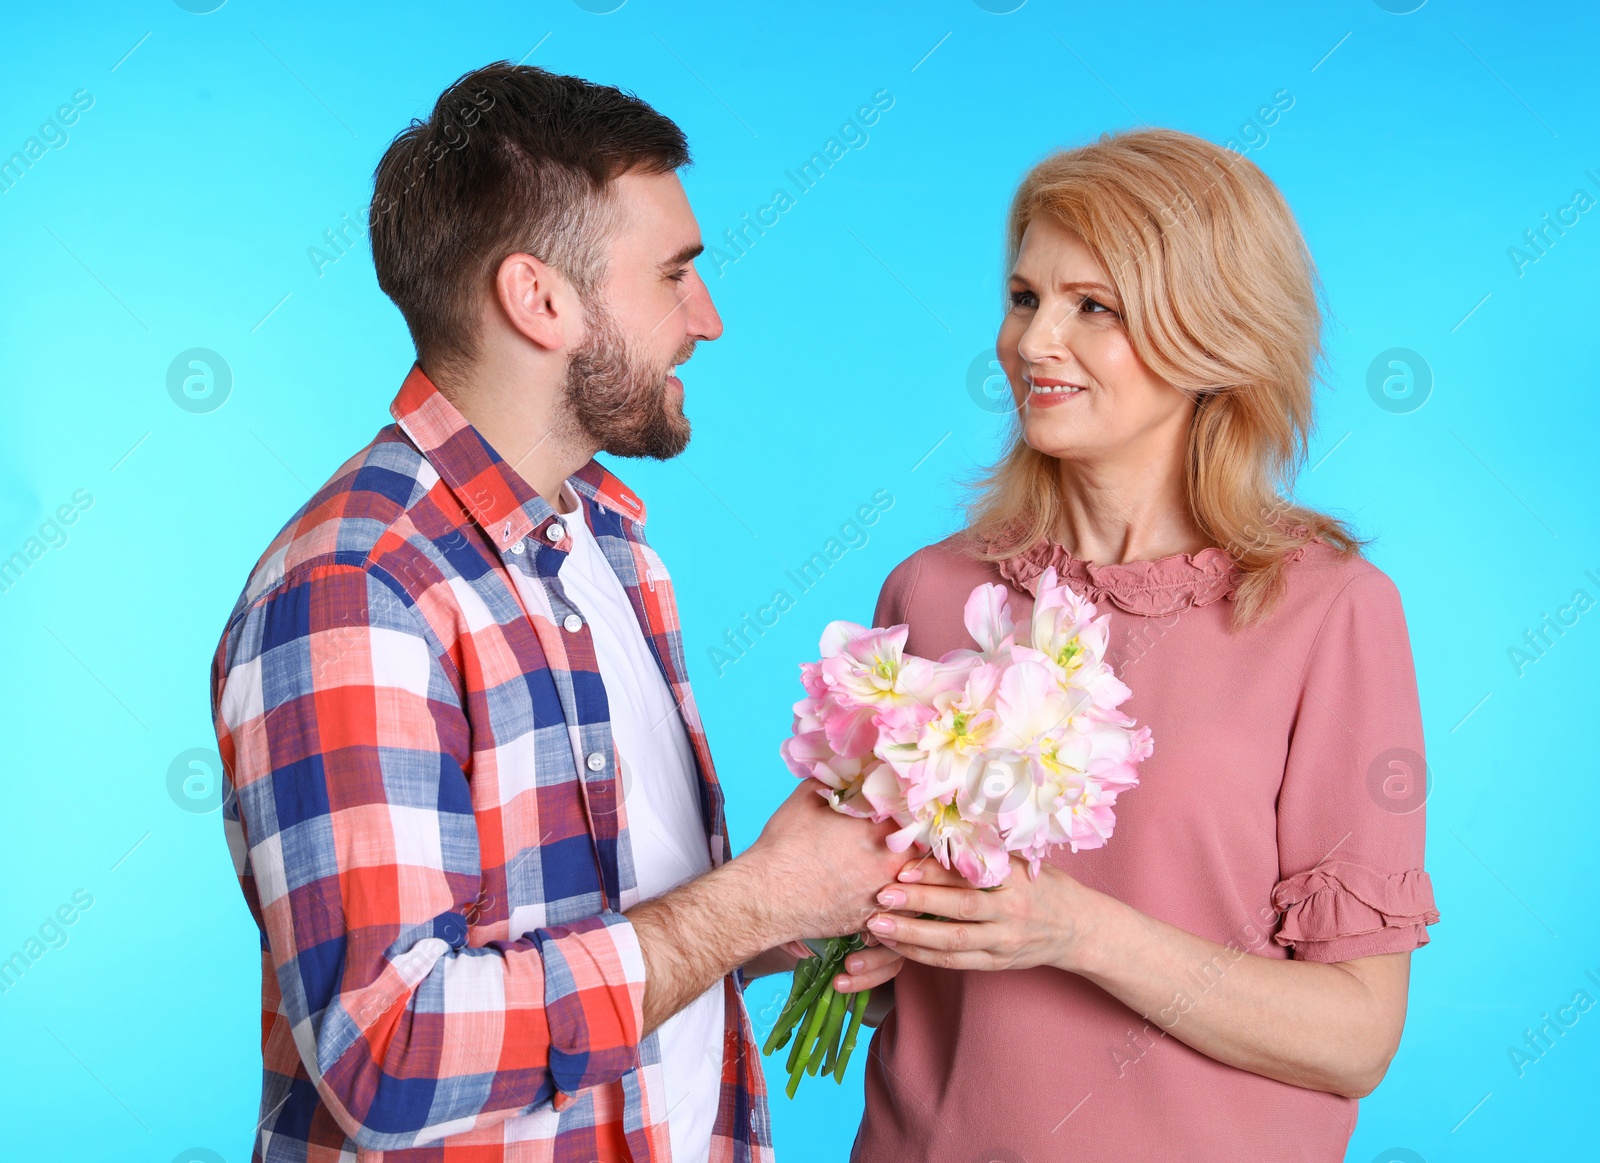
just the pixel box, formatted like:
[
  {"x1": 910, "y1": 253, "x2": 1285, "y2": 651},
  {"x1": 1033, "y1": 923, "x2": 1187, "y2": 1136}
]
[{"x1": 1017, "y1": 306, "x2": 1074, "y2": 365}]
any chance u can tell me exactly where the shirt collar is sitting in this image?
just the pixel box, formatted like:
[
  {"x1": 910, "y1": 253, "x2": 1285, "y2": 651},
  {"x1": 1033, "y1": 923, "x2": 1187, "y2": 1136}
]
[
  {"x1": 568, "y1": 458, "x2": 649, "y2": 525},
  {"x1": 390, "y1": 363, "x2": 649, "y2": 551}
]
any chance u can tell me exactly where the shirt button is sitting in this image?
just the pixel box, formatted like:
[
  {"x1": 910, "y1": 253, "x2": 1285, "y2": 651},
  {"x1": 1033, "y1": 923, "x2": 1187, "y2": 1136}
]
[
  {"x1": 563, "y1": 613, "x2": 584, "y2": 633},
  {"x1": 545, "y1": 522, "x2": 565, "y2": 542},
  {"x1": 510, "y1": 540, "x2": 525, "y2": 555},
  {"x1": 586, "y1": 751, "x2": 607, "y2": 772}
]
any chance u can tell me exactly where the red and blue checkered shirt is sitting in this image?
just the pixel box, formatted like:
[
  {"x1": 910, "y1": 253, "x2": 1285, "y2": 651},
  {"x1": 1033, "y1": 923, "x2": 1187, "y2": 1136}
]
[{"x1": 210, "y1": 365, "x2": 775, "y2": 1162}]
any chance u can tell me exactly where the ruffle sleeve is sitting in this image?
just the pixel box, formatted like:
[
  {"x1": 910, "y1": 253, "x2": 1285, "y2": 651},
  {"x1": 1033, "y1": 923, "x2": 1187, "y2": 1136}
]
[
  {"x1": 1270, "y1": 860, "x2": 1440, "y2": 962},
  {"x1": 1271, "y1": 565, "x2": 1440, "y2": 963}
]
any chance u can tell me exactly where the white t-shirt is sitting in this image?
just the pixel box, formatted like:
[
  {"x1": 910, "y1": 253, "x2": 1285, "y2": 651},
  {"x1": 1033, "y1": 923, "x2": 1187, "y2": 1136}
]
[{"x1": 550, "y1": 484, "x2": 723, "y2": 1163}]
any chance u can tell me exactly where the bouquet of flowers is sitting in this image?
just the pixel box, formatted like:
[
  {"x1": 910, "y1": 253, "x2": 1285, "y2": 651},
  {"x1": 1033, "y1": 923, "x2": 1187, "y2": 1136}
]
[{"x1": 762, "y1": 568, "x2": 1153, "y2": 1096}]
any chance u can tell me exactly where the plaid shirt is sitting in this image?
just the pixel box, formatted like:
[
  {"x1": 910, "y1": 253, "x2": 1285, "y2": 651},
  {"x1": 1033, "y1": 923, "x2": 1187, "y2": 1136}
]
[{"x1": 210, "y1": 365, "x2": 774, "y2": 1163}]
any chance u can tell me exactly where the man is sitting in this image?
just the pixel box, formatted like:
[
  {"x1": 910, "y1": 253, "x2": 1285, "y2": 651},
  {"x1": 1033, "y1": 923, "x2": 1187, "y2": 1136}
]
[{"x1": 210, "y1": 63, "x2": 903, "y2": 1163}]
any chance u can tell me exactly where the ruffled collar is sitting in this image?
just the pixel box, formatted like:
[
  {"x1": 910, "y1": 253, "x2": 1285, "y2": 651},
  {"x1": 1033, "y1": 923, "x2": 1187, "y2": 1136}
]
[{"x1": 994, "y1": 539, "x2": 1240, "y2": 617}]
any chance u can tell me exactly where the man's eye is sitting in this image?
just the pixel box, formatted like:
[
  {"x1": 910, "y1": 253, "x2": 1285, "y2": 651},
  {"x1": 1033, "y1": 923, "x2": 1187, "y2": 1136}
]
[{"x1": 668, "y1": 267, "x2": 690, "y2": 283}]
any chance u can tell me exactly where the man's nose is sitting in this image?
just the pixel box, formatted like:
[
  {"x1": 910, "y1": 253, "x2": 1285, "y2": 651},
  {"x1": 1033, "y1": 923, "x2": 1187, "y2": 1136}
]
[{"x1": 687, "y1": 276, "x2": 724, "y2": 342}]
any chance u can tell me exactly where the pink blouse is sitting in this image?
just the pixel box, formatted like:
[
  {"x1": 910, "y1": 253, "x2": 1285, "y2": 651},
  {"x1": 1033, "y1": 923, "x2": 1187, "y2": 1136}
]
[{"x1": 851, "y1": 534, "x2": 1439, "y2": 1163}]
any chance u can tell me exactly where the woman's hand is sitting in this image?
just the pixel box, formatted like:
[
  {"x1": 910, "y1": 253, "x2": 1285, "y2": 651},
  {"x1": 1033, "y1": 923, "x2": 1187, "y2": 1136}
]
[
  {"x1": 864, "y1": 855, "x2": 1099, "y2": 973},
  {"x1": 833, "y1": 935, "x2": 904, "y2": 994}
]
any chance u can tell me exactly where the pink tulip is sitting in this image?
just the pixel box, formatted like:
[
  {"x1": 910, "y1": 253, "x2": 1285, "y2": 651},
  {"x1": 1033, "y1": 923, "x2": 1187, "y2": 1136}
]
[{"x1": 782, "y1": 579, "x2": 1151, "y2": 889}]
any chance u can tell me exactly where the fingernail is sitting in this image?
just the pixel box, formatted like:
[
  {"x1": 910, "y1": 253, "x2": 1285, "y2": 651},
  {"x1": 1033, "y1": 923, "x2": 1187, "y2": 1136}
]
[
  {"x1": 867, "y1": 915, "x2": 894, "y2": 934},
  {"x1": 898, "y1": 867, "x2": 923, "y2": 882},
  {"x1": 877, "y1": 889, "x2": 905, "y2": 908},
  {"x1": 847, "y1": 955, "x2": 863, "y2": 973},
  {"x1": 835, "y1": 975, "x2": 850, "y2": 990}
]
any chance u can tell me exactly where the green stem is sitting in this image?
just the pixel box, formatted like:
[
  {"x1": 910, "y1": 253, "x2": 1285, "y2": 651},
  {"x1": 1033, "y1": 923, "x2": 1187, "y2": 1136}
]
[
  {"x1": 832, "y1": 988, "x2": 870, "y2": 1082},
  {"x1": 821, "y1": 991, "x2": 845, "y2": 1077},
  {"x1": 766, "y1": 954, "x2": 819, "y2": 1054},
  {"x1": 787, "y1": 988, "x2": 833, "y2": 1098},
  {"x1": 807, "y1": 987, "x2": 849, "y2": 1076},
  {"x1": 766, "y1": 933, "x2": 872, "y2": 1097},
  {"x1": 764, "y1": 949, "x2": 834, "y2": 1055},
  {"x1": 784, "y1": 990, "x2": 820, "y2": 1075},
  {"x1": 794, "y1": 950, "x2": 821, "y2": 994}
]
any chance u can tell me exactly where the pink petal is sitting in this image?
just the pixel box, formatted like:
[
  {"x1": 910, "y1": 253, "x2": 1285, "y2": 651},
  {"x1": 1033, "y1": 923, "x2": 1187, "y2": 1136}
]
[
  {"x1": 823, "y1": 703, "x2": 880, "y2": 758},
  {"x1": 819, "y1": 620, "x2": 870, "y2": 658},
  {"x1": 962, "y1": 582, "x2": 1016, "y2": 656}
]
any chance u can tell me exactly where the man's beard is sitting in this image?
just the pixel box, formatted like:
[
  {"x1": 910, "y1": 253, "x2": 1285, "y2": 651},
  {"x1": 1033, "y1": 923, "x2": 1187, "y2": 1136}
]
[{"x1": 561, "y1": 299, "x2": 693, "y2": 460}]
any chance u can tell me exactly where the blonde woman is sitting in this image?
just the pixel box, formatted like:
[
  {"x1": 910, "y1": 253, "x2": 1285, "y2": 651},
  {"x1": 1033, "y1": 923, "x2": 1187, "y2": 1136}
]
[{"x1": 835, "y1": 130, "x2": 1440, "y2": 1161}]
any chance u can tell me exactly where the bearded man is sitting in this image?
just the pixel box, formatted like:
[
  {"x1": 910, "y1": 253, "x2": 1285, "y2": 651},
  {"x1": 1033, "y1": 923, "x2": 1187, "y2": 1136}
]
[{"x1": 208, "y1": 63, "x2": 905, "y2": 1163}]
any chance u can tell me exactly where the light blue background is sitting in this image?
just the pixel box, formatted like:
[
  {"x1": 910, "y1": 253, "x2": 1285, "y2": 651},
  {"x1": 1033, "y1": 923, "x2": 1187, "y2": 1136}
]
[{"x1": 2, "y1": 1, "x2": 1596, "y2": 1160}]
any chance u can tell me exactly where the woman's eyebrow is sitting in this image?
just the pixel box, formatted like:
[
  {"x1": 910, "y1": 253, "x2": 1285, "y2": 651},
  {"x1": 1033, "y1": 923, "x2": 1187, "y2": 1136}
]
[{"x1": 1008, "y1": 273, "x2": 1117, "y2": 297}]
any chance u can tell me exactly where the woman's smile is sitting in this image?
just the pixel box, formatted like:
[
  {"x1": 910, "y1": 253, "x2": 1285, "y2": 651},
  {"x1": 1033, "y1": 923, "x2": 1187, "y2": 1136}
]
[{"x1": 1025, "y1": 373, "x2": 1088, "y2": 407}]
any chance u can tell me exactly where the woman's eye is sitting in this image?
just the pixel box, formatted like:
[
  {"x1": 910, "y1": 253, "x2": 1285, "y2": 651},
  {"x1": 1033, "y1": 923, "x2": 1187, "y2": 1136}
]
[
  {"x1": 1079, "y1": 296, "x2": 1119, "y2": 316},
  {"x1": 1008, "y1": 289, "x2": 1037, "y2": 309}
]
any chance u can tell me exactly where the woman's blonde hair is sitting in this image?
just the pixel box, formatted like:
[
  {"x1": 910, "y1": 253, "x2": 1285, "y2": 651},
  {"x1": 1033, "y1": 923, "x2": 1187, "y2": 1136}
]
[{"x1": 968, "y1": 128, "x2": 1361, "y2": 627}]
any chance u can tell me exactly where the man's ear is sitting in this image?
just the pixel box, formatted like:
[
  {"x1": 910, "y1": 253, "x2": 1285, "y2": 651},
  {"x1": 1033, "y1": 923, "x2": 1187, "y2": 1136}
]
[{"x1": 495, "y1": 252, "x2": 581, "y2": 352}]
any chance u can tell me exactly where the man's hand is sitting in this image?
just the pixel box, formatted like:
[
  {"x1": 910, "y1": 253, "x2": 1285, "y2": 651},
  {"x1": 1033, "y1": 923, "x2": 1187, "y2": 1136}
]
[
  {"x1": 739, "y1": 781, "x2": 911, "y2": 946},
  {"x1": 627, "y1": 780, "x2": 909, "y2": 1035}
]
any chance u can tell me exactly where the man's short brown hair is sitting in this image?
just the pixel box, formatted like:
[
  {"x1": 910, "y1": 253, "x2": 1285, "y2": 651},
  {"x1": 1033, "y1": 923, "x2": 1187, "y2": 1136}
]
[{"x1": 369, "y1": 63, "x2": 690, "y2": 377}]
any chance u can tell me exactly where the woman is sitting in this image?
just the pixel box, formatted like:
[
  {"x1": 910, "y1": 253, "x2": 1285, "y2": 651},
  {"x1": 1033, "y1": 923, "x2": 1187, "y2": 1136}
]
[{"x1": 832, "y1": 129, "x2": 1439, "y2": 1161}]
